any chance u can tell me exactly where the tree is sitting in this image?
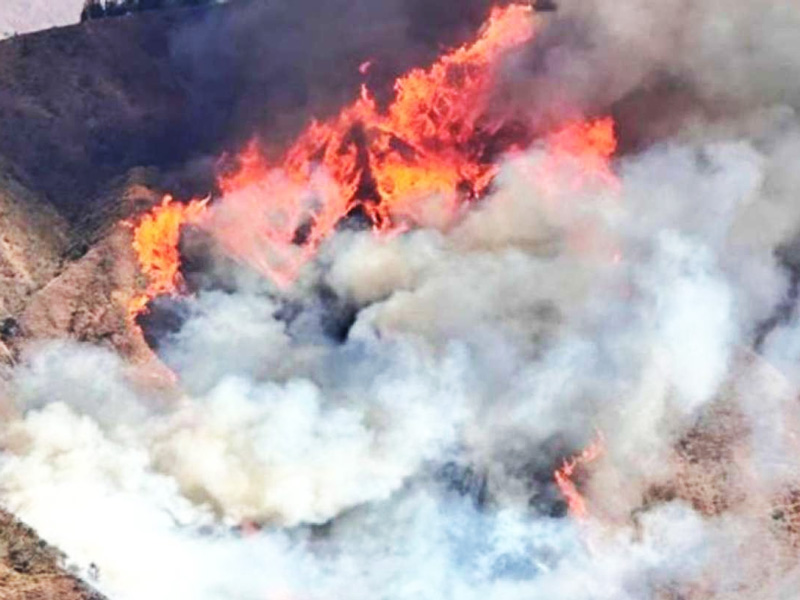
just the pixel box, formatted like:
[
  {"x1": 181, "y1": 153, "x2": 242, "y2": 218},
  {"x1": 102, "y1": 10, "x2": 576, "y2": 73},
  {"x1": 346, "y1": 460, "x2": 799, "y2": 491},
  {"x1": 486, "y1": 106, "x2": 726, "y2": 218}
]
[
  {"x1": 80, "y1": 0, "x2": 214, "y2": 22},
  {"x1": 80, "y1": 0, "x2": 106, "y2": 22}
]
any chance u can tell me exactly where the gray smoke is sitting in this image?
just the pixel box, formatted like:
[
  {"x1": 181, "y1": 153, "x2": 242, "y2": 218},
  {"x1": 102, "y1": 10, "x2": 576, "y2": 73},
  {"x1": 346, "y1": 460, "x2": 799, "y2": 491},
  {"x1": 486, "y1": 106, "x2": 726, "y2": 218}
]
[{"x1": 3, "y1": 1, "x2": 800, "y2": 599}]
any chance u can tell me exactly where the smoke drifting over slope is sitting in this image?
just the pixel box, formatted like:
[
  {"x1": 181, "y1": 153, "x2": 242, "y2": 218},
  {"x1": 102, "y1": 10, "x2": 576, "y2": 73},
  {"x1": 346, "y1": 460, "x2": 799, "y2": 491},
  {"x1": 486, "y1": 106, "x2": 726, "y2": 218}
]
[{"x1": 3, "y1": 1, "x2": 800, "y2": 599}]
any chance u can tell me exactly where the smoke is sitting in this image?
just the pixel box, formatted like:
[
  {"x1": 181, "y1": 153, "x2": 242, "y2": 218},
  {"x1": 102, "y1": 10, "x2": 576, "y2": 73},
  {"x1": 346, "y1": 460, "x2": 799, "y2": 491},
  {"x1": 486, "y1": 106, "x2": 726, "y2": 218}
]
[
  {"x1": 496, "y1": 0, "x2": 800, "y2": 144},
  {"x1": 167, "y1": 0, "x2": 498, "y2": 148},
  {"x1": 3, "y1": 0, "x2": 800, "y2": 599}
]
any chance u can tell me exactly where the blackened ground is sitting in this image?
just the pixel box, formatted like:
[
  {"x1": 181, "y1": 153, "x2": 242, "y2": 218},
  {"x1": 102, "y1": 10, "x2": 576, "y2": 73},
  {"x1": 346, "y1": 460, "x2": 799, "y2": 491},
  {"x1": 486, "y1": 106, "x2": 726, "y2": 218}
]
[{"x1": 136, "y1": 295, "x2": 193, "y2": 351}]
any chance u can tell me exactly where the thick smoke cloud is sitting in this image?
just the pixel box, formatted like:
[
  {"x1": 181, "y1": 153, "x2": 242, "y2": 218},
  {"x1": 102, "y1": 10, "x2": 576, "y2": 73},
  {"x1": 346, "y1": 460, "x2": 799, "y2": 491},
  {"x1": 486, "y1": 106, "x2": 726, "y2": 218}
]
[
  {"x1": 497, "y1": 0, "x2": 800, "y2": 146},
  {"x1": 2, "y1": 1, "x2": 800, "y2": 599}
]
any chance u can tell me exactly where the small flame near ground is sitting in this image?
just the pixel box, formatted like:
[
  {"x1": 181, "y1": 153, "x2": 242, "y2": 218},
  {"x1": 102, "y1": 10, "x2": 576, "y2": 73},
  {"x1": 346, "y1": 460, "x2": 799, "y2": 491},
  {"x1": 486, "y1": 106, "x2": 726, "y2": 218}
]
[{"x1": 554, "y1": 431, "x2": 606, "y2": 520}]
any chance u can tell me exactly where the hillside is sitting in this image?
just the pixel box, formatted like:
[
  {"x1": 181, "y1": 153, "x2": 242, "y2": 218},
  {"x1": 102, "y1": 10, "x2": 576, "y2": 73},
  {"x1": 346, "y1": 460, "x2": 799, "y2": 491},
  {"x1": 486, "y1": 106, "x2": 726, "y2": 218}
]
[{"x1": 0, "y1": 3, "x2": 498, "y2": 595}]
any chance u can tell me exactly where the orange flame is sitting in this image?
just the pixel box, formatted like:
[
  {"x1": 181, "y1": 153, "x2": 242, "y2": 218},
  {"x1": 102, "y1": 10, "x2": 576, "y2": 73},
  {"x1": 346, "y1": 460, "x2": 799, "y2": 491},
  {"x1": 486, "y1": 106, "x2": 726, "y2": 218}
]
[
  {"x1": 204, "y1": 4, "x2": 538, "y2": 284},
  {"x1": 127, "y1": 195, "x2": 209, "y2": 320},
  {"x1": 533, "y1": 116, "x2": 619, "y2": 196},
  {"x1": 554, "y1": 431, "x2": 605, "y2": 520},
  {"x1": 125, "y1": 5, "x2": 620, "y2": 317}
]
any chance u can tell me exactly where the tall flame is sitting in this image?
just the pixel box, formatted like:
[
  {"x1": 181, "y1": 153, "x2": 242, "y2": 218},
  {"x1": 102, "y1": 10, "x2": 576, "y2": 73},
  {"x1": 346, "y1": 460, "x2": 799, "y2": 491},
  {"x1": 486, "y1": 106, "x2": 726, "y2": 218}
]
[
  {"x1": 127, "y1": 195, "x2": 208, "y2": 321},
  {"x1": 205, "y1": 4, "x2": 538, "y2": 284},
  {"x1": 125, "y1": 4, "x2": 620, "y2": 316}
]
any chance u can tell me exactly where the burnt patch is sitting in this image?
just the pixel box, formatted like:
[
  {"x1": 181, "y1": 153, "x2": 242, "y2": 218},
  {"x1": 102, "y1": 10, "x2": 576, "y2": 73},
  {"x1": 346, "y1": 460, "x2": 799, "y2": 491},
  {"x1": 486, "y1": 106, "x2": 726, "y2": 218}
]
[{"x1": 136, "y1": 295, "x2": 192, "y2": 351}]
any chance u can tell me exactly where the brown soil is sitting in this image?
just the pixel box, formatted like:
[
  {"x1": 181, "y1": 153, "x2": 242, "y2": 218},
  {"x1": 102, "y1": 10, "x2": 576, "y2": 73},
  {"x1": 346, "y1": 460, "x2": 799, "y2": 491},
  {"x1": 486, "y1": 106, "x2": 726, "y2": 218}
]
[{"x1": 0, "y1": 509, "x2": 105, "y2": 600}]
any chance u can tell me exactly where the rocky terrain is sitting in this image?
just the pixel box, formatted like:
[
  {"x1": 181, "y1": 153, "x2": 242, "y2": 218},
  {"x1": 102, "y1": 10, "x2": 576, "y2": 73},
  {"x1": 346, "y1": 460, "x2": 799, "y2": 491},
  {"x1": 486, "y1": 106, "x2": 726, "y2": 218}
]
[{"x1": 0, "y1": 509, "x2": 105, "y2": 600}]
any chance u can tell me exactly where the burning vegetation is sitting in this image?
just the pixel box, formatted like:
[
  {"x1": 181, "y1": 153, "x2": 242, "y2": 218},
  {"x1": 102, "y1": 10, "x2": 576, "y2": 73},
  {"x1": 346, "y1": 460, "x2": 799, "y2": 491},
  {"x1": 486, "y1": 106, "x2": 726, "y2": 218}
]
[
  {"x1": 127, "y1": 4, "x2": 616, "y2": 306},
  {"x1": 4, "y1": 0, "x2": 800, "y2": 599},
  {"x1": 124, "y1": 2, "x2": 620, "y2": 533},
  {"x1": 126, "y1": 195, "x2": 208, "y2": 321},
  {"x1": 129, "y1": 4, "x2": 541, "y2": 290}
]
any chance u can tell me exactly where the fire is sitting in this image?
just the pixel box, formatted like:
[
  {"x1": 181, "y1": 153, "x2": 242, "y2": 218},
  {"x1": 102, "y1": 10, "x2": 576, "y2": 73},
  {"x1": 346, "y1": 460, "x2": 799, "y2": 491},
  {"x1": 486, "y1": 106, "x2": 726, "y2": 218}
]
[
  {"x1": 209, "y1": 143, "x2": 352, "y2": 286},
  {"x1": 546, "y1": 117, "x2": 617, "y2": 179},
  {"x1": 369, "y1": 2, "x2": 536, "y2": 219},
  {"x1": 127, "y1": 195, "x2": 209, "y2": 321},
  {"x1": 533, "y1": 116, "x2": 619, "y2": 196},
  {"x1": 125, "y1": 4, "x2": 620, "y2": 315},
  {"x1": 204, "y1": 3, "x2": 538, "y2": 283},
  {"x1": 554, "y1": 432, "x2": 605, "y2": 520}
]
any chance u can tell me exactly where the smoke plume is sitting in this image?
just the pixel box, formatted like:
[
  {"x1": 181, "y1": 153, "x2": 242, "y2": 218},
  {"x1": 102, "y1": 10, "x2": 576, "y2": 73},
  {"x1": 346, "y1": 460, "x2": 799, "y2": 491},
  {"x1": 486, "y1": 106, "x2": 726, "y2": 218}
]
[{"x1": 3, "y1": 1, "x2": 800, "y2": 599}]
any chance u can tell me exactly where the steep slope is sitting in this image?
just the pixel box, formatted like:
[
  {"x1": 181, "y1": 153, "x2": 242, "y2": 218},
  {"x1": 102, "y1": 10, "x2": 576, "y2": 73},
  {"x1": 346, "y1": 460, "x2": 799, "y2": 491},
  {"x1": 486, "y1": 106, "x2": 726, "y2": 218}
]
[
  {"x1": 0, "y1": 0, "x2": 496, "y2": 233},
  {"x1": 0, "y1": 508, "x2": 106, "y2": 600},
  {"x1": 0, "y1": 159, "x2": 69, "y2": 365},
  {"x1": 0, "y1": 3, "x2": 509, "y2": 597}
]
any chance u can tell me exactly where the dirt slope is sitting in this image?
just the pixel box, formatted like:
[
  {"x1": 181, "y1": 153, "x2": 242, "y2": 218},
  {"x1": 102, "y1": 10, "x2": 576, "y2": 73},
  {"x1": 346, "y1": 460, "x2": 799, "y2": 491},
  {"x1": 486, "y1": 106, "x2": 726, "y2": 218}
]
[{"x1": 0, "y1": 508, "x2": 105, "y2": 600}]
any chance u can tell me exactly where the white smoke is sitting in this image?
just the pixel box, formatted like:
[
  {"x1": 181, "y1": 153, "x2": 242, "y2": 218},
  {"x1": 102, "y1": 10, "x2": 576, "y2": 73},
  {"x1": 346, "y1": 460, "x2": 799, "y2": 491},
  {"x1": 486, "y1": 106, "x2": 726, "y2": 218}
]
[
  {"x1": 3, "y1": 1, "x2": 800, "y2": 598},
  {"x1": 503, "y1": 0, "x2": 800, "y2": 127}
]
